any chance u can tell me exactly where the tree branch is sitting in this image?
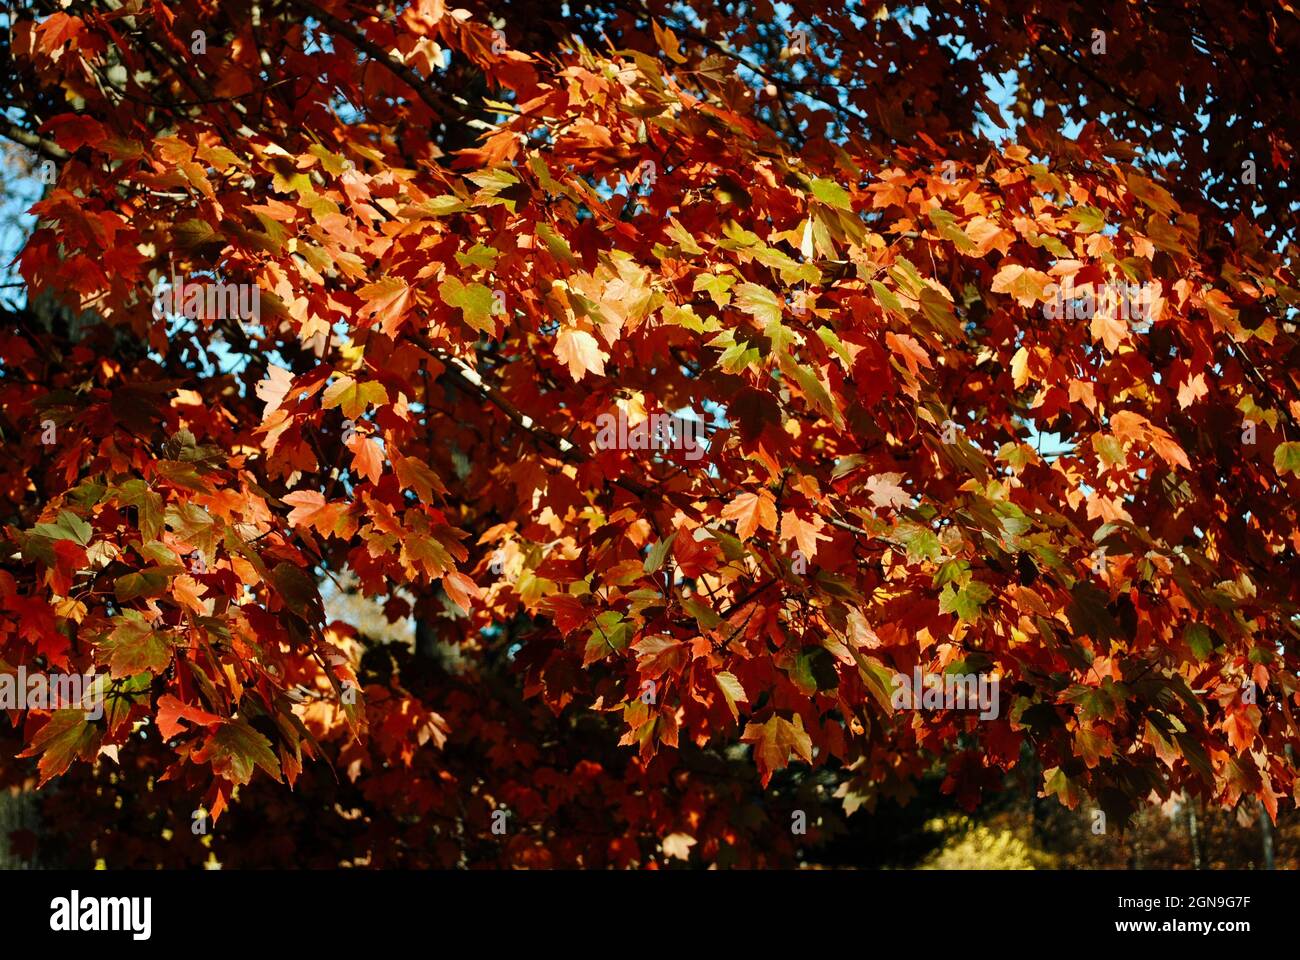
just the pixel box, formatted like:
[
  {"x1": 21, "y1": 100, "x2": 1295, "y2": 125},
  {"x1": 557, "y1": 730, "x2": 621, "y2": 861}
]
[{"x1": 284, "y1": 0, "x2": 463, "y2": 120}]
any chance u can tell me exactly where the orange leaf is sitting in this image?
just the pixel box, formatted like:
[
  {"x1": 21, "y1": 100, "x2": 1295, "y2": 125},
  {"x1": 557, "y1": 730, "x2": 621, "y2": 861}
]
[
  {"x1": 442, "y1": 570, "x2": 482, "y2": 613},
  {"x1": 720, "y1": 490, "x2": 777, "y2": 540},
  {"x1": 358, "y1": 276, "x2": 412, "y2": 337},
  {"x1": 347, "y1": 435, "x2": 384, "y2": 485},
  {"x1": 156, "y1": 694, "x2": 223, "y2": 741},
  {"x1": 779, "y1": 510, "x2": 831, "y2": 560}
]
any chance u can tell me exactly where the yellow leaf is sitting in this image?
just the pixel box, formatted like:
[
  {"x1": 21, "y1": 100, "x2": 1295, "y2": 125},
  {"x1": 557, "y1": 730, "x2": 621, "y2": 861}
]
[{"x1": 1011, "y1": 346, "x2": 1030, "y2": 389}]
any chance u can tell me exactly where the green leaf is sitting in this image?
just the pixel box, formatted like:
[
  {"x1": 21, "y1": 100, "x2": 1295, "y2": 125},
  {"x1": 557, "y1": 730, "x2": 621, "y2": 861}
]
[
  {"x1": 1093, "y1": 433, "x2": 1127, "y2": 469},
  {"x1": 1273, "y1": 441, "x2": 1300, "y2": 477},
  {"x1": 99, "y1": 610, "x2": 175, "y2": 678},
  {"x1": 454, "y1": 243, "x2": 499, "y2": 269},
  {"x1": 717, "y1": 338, "x2": 760, "y2": 374},
  {"x1": 939, "y1": 579, "x2": 993, "y2": 622},
  {"x1": 791, "y1": 646, "x2": 840, "y2": 694},
  {"x1": 809, "y1": 178, "x2": 852, "y2": 211},
  {"x1": 113, "y1": 568, "x2": 170, "y2": 602},
  {"x1": 1027, "y1": 233, "x2": 1071, "y2": 258},
  {"x1": 423, "y1": 195, "x2": 468, "y2": 215},
  {"x1": 270, "y1": 562, "x2": 323, "y2": 623},
  {"x1": 680, "y1": 594, "x2": 721, "y2": 630},
  {"x1": 154, "y1": 459, "x2": 213, "y2": 493},
  {"x1": 855, "y1": 654, "x2": 898, "y2": 713},
  {"x1": 871, "y1": 280, "x2": 903, "y2": 313},
  {"x1": 919, "y1": 286, "x2": 963, "y2": 340},
  {"x1": 1069, "y1": 204, "x2": 1106, "y2": 234},
  {"x1": 33, "y1": 510, "x2": 92, "y2": 546},
  {"x1": 114, "y1": 479, "x2": 164, "y2": 541},
  {"x1": 665, "y1": 218, "x2": 705, "y2": 255},
  {"x1": 897, "y1": 523, "x2": 942, "y2": 562},
  {"x1": 692, "y1": 272, "x2": 734, "y2": 306},
  {"x1": 1125, "y1": 171, "x2": 1179, "y2": 217},
  {"x1": 536, "y1": 222, "x2": 577, "y2": 263},
  {"x1": 197, "y1": 719, "x2": 282, "y2": 786},
  {"x1": 467, "y1": 167, "x2": 519, "y2": 194},
  {"x1": 104, "y1": 673, "x2": 151, "y2": 734},
  {"x1": 1066, "y1": 581, "x2": 1120, "y2": 642},
  {"x1": 17, "y1": 710, "x2": 102, "y2": 786},
  {"x1": 734, "y1": 282, "x2": 782, "y2": 326},
  {"x1": 783, "y1": 356, "x2": 842, "y2": 427},
  {"x1": 817, "y1": 326, "x2": 853, "y2": 367},
  {"x1": 584, "y1": 611, "x2": 632, "y2": 664},
  {"x1": 1174, "y1": 731, "x2": 1214, "y2": 781},
  {"x1": 1184, "y1": 623, "x2": 1214, "y2": 661},
  {"x1": 173, "y1": 218, "x2": 221, "y2": 250},
  {"x1": 67, "y1": 480, "x2": 108, "y2": 507},
  {"x1": 888, "y1": 257, "x2": 927, "y2": 299},
  {"x1": 662, "y1": 303, "x2": 718, "y2": 333},
  {"x1": 927, "y1": 208, "x2": 975, "y2": 253},
  {"x1": 933, "y1": 558, "x2": 969, "y2": 589},
  {"x1": 643, "y1": 533, "x2": 677, "y2": 575},
  {"x1": 439, "y1": 276, "x2": 498, "y2": 335}
]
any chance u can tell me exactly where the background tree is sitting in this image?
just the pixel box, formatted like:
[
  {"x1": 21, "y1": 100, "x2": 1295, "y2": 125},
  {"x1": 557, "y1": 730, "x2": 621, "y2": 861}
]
[{"x1": 0, "y1": 0, "x2": 1296, "y2": 867}]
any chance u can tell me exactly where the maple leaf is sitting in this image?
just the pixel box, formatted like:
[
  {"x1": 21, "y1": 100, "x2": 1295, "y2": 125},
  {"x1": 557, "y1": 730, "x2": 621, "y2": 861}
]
[
  {"x1": 938, "y1": 580, "x2": 993, "y2": 622},
  {"x1": 393, "y1": 456, "x2": 447, "y2": 500},
  {"x1": 1274, "y1": 442, "x2": 1300, "y2": 477},
  {"x1": 634, "y1": 634, "x2": 686, "y2": 677},
  {"x1": 193, "y1": 719, "x2": 283, "y2": 786},
  {"x1": 1148, "y1": 425, "x2": 1191, "y2": 471},
  {"x1": 734, "y1": 282, "x2": 782, "y2": 325},
  {"x1": 1010, "y1": 346, "x2": 1031, "y2": 388},
  {"x1": 322, "y1": 376, "x2": 388, "y2": 420},
  {"x1": 865, "y1": 473, "x2": 909, "y2": 511},
  {"x1": 720, "y1": 490, "x2": 777, "y2": 540},
  {"x1": 283, "y1": 490, "x2": 357, "y2": 539},
  {"x1": 1177, "y1": 372, "x2": 1208, "y2": 409},
  {"x1": 18, "y1": 711, "x2": 102, "y2": 787},
  {"x1": 809, "y1": 178, "x2": 852, "y2": 211},
  {"x1": 991, "y1": 263, "x2": 1053, "y2": 307},
  {"x1": 269, "y1": 562, "x2": 325, "y2": 623},
  {"x1": 156, "y1": 694, "x2": 223, "y2": 740},
  {"x1": 347, "y1": 434, "x2": 385, "y2": 485},
  {"x1": 358, "y1": 276, "x2": 412, "y2": 336},
  {"x1": 884, "y1": 332, "x2": 932, "y2": 378},
  {"x1": 439, "y1": 276, "x2": 497, "y2": 335},
  {"x1": 255, "y1": 363, "x2": 294, "y2": 417},
  {"x1": 98, "y1": 611, "x2": 176, "y2": 678},
  {"x1": 741, "y1": 714, "x2": 814, "y2": 786},
  {"x1": 779, "y1": 510, "x2": 830, "y2": 560},
  {"x1": 164, "y1": 502, "x2": 218, "y2": 563},
  {"x1": 1222, "y1": 707, "x2": 1259, "y2": 754},
  {"x1": 554, "y1": 327, "x2": 607, "y2": 381},
  {"x1": 171, "y1": 574, "x2": 209, "y2": 614},
  {"x1": 441, "y1": 571, "x2": 482, "y2": 613},
  {"x1": 1090, "y1": 305, "x2": 1130, "y2": 352},
  {"x1": 584, "y1": 611, "x2": 632, "y2": 666}
]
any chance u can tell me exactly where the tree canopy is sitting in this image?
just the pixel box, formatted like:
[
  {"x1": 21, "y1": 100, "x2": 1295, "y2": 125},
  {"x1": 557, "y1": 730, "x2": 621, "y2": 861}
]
[{"x1": 0, "y1": 0, "x2": 1297, "y2": 867}]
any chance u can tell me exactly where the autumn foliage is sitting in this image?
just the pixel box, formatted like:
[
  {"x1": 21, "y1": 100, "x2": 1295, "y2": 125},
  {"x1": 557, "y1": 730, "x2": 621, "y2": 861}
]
[{"x1": 0, "y1": 0, "x2": 1298, "y2": 867}]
